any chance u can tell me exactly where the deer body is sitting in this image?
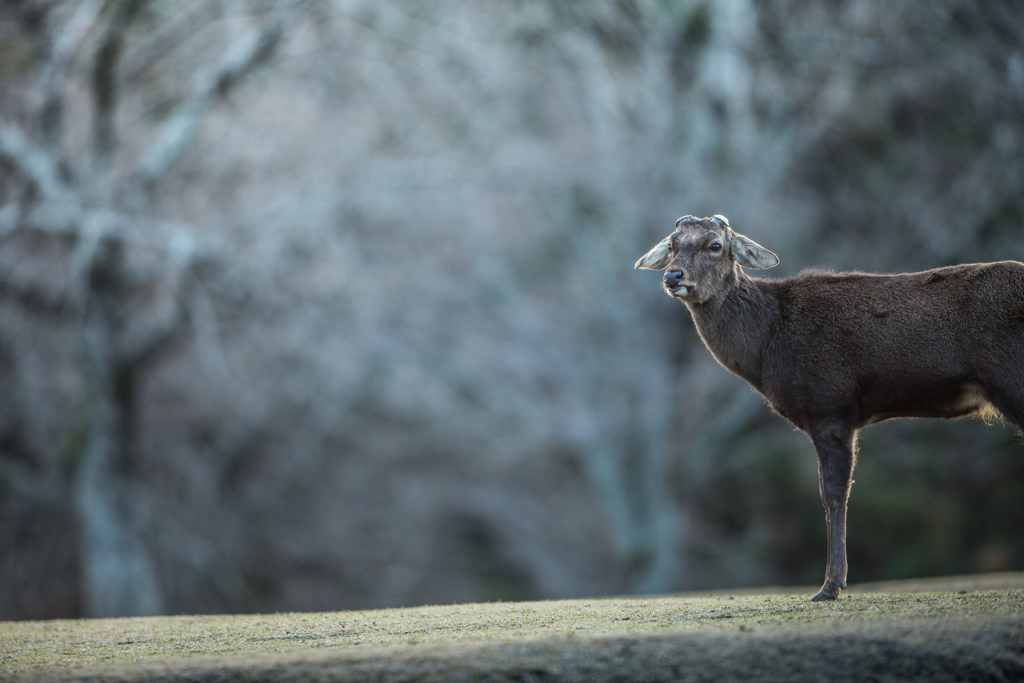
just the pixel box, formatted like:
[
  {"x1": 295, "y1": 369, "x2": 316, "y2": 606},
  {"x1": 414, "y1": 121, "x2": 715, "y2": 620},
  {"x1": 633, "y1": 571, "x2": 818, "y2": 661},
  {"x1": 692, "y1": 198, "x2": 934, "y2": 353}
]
[{"x1": 636, "y1": 215, "x2": 1024, "y2": 600}]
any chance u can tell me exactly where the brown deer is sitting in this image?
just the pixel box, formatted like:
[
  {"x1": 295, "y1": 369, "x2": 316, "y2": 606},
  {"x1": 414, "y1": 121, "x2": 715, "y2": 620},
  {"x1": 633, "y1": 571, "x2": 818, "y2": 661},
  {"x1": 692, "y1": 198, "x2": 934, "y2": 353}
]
[{"x1": 636, "y1": 214, "x2": 1024, "y2": 600}]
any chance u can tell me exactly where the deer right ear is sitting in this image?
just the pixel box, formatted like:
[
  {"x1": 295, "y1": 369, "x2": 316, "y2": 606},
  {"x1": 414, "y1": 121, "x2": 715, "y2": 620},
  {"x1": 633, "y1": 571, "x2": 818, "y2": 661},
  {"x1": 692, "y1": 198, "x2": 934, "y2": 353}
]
[{"x1": 634, "y1": 236, "x2": 672, "y2": 270}]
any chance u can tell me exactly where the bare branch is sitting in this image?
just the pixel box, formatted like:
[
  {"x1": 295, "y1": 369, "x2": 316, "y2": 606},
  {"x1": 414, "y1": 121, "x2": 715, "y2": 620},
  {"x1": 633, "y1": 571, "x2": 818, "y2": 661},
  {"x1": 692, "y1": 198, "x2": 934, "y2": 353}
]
[
  {"x1": 91, "y1": 0, "x2": 147, "y2": 184},
  {"x1": 117, "y1": 233, "x2": 197, "y2": 369},
  {"x1": 122, "y1": 1, "x2": 227, "y2": 83},
  {"x1": 135, "y1": 7, "x2": 297, "y2": 192},
  {"x1": 40, "y1": 0, "x2": 111, "y2": 149},
  {"x1": 0, "y1": 122, "x2": 78, "y2": 217}
]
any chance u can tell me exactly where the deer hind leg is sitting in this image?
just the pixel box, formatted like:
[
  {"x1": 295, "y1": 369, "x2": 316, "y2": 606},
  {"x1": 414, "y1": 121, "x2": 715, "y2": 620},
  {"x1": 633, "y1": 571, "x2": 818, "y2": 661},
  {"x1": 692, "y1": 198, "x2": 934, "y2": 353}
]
[{"x1": 808, "y1": 419, "x2": 858, "y2": 602}]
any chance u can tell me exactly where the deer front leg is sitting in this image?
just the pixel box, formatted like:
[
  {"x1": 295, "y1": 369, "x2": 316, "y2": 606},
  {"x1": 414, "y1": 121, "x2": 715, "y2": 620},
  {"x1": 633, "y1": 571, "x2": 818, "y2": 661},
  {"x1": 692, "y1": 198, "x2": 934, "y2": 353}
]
[{"x1": 808, "y1": 420, "x2": 857, "y2": 602}]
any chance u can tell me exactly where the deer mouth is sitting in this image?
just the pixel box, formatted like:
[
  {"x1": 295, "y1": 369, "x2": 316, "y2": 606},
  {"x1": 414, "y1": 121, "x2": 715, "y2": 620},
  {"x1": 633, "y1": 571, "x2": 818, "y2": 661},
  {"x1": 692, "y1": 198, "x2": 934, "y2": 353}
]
[{"x1": 666, "y1": 283, "x2": 693, "y2": 297}]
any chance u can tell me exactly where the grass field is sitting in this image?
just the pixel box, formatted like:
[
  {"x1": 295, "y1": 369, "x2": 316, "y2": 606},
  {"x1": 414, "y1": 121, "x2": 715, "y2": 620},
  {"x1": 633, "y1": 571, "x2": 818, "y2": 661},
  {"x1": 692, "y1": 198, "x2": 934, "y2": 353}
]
[{"x1": 2, "y1": 573, "x2": 1023, "y2": 682}]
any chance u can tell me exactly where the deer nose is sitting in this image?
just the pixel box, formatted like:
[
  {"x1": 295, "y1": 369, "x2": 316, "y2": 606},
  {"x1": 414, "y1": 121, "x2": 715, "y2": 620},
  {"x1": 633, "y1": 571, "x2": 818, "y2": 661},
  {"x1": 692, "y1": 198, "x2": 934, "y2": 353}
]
[{"x1": 664, "y1": 269, "x2": 693, "y2": 295}]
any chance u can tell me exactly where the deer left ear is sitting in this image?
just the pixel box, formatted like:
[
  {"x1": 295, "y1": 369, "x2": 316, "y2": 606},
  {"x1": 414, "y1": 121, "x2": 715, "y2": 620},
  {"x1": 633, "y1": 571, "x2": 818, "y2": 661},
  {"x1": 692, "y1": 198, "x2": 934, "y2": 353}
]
[
  {"x1": 634, "y1": 236, "x2": 672, "y2": 270},
  {"x1": 731, "y1": 233, "x2": 779, "y2": 269}
]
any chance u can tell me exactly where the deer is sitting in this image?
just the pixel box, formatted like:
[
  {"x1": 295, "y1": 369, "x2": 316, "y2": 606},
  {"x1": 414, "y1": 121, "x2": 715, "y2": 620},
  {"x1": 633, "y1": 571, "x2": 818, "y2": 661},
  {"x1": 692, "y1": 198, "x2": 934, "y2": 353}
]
[{"x1": 635, "y1": 214, "x2": 1024, "y2": 600}]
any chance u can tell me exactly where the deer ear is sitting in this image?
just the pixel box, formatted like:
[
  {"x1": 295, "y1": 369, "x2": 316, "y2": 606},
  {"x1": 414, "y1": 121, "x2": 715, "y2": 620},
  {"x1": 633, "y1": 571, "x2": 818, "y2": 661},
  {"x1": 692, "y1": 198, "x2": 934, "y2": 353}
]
[
  {"x1": 634, "y1": 236, "x2": 672, "y2": 270},
  {"x1": 731, "y1": 233, "x2": 779, "y2": 269}
]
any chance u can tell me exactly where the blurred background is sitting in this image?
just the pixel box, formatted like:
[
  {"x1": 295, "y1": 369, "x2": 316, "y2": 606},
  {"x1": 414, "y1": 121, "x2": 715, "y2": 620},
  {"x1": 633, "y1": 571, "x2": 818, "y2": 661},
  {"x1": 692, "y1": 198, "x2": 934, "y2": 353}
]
[{"x1": 0, "y1": 0, "x2": 1022, "y2": 620}]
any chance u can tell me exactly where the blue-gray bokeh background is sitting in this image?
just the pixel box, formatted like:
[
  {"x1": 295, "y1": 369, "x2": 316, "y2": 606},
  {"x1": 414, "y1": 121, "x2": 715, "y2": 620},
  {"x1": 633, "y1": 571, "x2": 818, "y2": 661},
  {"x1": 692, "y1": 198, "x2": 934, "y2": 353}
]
[{"x1": 0, "y1": 0, "x2": 1022, "y2": 619}]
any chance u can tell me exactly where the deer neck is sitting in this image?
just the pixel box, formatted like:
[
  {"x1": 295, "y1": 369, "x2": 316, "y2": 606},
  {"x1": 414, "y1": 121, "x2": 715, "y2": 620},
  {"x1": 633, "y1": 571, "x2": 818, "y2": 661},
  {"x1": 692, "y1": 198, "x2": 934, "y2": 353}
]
[{"x1": 687, "y1": 268, "x2": 777, "y2": 390}]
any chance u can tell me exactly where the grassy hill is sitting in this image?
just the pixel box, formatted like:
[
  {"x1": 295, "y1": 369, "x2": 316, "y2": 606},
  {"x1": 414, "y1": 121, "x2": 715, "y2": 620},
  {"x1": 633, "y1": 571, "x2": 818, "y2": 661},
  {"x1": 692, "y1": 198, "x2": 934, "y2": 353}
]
[{"x1": 3, "y1": 573, "x2": 1024, "y2": 682}]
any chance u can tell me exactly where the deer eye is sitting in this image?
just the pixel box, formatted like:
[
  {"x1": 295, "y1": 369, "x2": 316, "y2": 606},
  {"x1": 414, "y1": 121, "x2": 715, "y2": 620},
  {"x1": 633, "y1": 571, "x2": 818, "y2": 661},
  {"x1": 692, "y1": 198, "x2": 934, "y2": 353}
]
[{"x1": 709, "y1": 242, "x2": 722, "y2": 252}]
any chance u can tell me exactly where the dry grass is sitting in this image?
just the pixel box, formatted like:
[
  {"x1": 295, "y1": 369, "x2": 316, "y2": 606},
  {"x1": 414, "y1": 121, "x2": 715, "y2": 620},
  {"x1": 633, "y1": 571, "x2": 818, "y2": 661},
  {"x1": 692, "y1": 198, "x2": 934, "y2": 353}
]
[{"x1": 2, "y1": 573, "x2": 1023, "y2": 682}]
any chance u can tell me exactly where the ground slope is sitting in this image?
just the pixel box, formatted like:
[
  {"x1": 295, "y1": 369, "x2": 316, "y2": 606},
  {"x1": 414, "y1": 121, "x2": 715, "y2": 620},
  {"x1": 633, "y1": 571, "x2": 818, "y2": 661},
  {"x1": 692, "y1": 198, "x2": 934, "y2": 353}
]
[{"x1": 2, "y1": 573, "x2": 1023, "y2": 682}]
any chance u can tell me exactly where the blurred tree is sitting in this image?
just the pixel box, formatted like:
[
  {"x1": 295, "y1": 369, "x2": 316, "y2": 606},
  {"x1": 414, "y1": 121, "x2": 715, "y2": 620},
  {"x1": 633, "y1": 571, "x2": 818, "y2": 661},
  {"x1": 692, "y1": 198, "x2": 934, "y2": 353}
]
[{"x1": 0, "y1": 0, "x2": 312, "y2": 616}]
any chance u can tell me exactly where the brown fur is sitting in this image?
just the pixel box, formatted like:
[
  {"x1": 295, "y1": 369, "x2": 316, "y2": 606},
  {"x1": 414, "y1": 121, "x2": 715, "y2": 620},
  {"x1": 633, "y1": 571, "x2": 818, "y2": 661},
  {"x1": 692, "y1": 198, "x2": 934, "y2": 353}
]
[{"x1": 636, "y1": 215, "x2": 1024, "y2": 601}]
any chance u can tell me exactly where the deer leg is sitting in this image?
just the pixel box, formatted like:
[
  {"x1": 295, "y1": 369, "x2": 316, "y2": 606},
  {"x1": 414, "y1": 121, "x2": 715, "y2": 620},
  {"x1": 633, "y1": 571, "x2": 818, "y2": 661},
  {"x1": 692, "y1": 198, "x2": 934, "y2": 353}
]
[{"x1": 808, "y1": 420, "x2": 857, "y2": 602}]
